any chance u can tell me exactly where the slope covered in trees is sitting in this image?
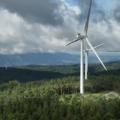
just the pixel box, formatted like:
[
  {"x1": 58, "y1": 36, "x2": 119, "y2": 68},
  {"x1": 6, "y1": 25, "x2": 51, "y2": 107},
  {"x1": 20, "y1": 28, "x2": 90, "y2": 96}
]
[
  {"x1": 0, "y1": 67, "x2": 64, "y2": 84},
  {"x1": 15, "y1": 61, "x2": 120, "y2": 74},
  {"x1": 0, "y1": 61, "x2": 119, "y2": 84},
  {"x1": 0, "y1": 63, "x2": 120, "y2": 119},
  {"x1": 0, "y1": 75, "x2": 120, "y2": 119}
]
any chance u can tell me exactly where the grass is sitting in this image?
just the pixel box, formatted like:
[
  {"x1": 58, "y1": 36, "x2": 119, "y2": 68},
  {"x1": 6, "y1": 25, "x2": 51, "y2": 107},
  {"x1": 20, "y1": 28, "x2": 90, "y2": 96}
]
[
  {"x1": 59, "y1": 91, "x2": 120, "y2": 103},
  {"x1": 84, "y1": 91, "x2": 106, "y2": 97},
  {"x1": 107, "y1": 94, "x2": 116, "y2": 99},
  {"x1": 59, "y1": 92, "x2": 105, "y2": 103},
  {"x1": 111, "y1": 91, "x2": 120, "y2": 95}
]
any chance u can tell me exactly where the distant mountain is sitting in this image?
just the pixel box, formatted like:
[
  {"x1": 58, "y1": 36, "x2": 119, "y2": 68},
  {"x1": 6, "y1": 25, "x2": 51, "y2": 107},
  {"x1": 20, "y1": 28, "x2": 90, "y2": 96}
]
[
  {"x1": 0, "y1": 52, "x2": 79, "y2": 67},
  {"x1": 15, "y1": 61, "x2": 120, "y2": 75},
  {"x1": 0, "y1": 52, "x2": 120, "y2": 67}
]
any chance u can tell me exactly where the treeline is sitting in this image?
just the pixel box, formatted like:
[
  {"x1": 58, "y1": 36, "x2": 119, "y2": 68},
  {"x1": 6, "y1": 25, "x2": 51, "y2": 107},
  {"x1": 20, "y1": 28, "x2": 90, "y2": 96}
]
[
  {"x1": 15, "y1": 64, "x2": 80, "y2": 74},
  {"x1": 0, "y1": 75, "x2": 120, "y2": 100},
  {"x1": 1, "y1": 64, "x2": 120, "y2": 85},
  {"x1": 15, "y1": 61, "x2": 120, "y2": 74}
]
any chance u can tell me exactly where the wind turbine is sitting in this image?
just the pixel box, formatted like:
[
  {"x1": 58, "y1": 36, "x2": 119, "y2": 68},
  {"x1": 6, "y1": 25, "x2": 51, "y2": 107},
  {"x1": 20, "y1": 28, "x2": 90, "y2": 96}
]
[
  {"x1": 66, "y1": 0, "x2": 107, "y2": 96},
  {"x1": 5, "y1": 60, "x2": 9, "y2": 70},
  {"x1": 84, "y1": 43, "x2": 104, "y2": 80}
]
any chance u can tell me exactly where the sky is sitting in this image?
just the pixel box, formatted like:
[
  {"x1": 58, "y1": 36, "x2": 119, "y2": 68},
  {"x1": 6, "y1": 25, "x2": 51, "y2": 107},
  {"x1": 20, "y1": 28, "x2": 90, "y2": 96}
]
[{"x1": 0, "y1": 0, "x2": 120, "y2": 54}]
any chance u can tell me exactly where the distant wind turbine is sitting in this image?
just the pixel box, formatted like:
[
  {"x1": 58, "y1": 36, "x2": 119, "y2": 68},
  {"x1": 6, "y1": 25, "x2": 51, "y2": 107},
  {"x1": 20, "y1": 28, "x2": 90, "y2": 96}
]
[
  {"x1": 5, "y1": 60, "x2": 9, "y2": 70},
  {"x1": 84, "y1": 43, "x2": 104, "y2": 80},
  {"x1": 66, "y1": 0, "x2": 107, "y2": 97}
]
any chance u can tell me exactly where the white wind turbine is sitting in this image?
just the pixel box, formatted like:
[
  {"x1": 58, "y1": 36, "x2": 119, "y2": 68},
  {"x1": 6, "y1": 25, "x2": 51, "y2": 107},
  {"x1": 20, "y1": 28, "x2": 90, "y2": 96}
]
[
  {"x1": 84, "y1": 43, "x2": 104, "y2": 80},
  {"x1": 66, "y1": 0, "x2": 107, "y2": 96},
  {"x1": 5, "y1": 60, "x2": 9, "y2": 70}
]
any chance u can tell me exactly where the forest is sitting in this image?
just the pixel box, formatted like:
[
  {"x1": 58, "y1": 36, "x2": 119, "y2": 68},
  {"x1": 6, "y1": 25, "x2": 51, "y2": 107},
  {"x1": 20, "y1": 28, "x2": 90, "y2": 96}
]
[
  {"x1": 0, "y1": 75, "x2": 120, "y2": 119},
  {"x1": 0, "y1": 63, "x2": 120, "y2": 119},
  {"x1": 15, "y1": 61, "x2": 120, "y2": 74}
]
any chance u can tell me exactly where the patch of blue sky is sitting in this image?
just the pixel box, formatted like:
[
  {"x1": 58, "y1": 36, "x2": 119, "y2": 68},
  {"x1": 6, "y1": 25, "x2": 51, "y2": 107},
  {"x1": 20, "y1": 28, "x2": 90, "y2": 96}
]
[
  {"x1": 65, "y1": 0, "x2": 77, "y2": 6},
  {"x1": 95, "y1": 0, "x2": 115, "y2": 12}
]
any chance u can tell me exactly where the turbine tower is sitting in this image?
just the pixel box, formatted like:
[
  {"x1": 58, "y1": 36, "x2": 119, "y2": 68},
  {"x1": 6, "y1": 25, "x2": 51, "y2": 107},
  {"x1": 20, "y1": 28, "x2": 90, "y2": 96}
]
[
  {"x1": 84, "y1": 43, "x2": 104, "y2": 80},
  {"x1": 66, "y1": 0, "x2": 107, "y2": 96}
]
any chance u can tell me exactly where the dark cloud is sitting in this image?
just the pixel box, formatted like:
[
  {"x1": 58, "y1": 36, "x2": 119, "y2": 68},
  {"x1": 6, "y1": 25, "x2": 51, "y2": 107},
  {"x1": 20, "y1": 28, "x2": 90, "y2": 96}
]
[
  {"x1": 113, "y1": 5, "x2": 120, "y2": 24},
  {"x1": 0, "y1": 0, "x2": 119, "y2": 54},
  {"x1": 73, "y1": 0, "x2": 96, "y2": 22},
  {"x1": 73, "y1": 0, "x2": 112, "y2": 32},
  {"x1": 0, "y1": 0, "x2": 63, "y2": 26}
]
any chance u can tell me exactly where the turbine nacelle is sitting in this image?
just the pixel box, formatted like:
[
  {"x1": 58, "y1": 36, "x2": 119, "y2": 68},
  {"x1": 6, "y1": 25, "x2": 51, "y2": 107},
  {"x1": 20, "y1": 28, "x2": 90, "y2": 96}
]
[
  {"x1": 76, "y1": 33, "x2": 86, "y2": 40},
  {"x1": 84, "y1": 43, "x2": 104, "y2": 52},
  {"x1": 76, "y1": 33, "x2": 80, "y2": 38},
  {"x1": 83, "y1": 49, "x2": 89, "y2": 52},
  {"x1": 66, "y1": 33, "x2": 86, "y2": 46}
]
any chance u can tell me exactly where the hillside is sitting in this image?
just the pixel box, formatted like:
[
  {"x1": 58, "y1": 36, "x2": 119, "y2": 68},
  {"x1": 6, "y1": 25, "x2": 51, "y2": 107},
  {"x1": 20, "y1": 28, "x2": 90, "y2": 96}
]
[
  {"x1": 0, "y1": 75, "x2": 120, "y2": 119},
  {"x1": 15, "y1": 61, "x2": 120, "y2": 74},
  {"x1": 0, "y1": 61, "x2": 120, "y2": 84},
  {"x1": 0, "y1": 67, "x2": 64, "y2": 84},
  {"x1": 0, "y1": 62, "x2": 120, "y2": 119}
]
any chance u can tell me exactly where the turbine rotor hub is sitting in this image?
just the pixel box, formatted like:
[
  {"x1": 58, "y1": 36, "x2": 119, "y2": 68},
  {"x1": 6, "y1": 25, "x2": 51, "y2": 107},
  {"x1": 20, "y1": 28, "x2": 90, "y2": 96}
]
[
  {"x1": 76, "y1": 33, "x2": 86, "y2": 40},
  {"x1": 76, "y1": 33, "x2": 81, "y2": 39}
]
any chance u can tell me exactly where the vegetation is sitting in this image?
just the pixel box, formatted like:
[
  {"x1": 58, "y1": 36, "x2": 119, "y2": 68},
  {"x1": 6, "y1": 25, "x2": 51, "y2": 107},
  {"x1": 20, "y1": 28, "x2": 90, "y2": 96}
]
[
  {"x1": 0, "y1": 61, "x2": 120, "y2": 84},
  {"x1": 0, "y1": 62, "x2": 120, "y2": 119},
  {"x1": 0, "y1": 74, "x2": 120, "y2": 119},
  {"x1": 0, "y1": 67, "x2": 64, "y2": 84},
  {"x1": 15, "y1": 61, "x2": 120, "y2": 74}
]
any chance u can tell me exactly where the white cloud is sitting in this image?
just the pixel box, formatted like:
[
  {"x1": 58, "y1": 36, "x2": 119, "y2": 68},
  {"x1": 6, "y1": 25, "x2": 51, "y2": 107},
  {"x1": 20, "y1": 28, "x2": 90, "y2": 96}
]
[
  {"x1": 0, "y1": 2, "x2": 82, "y2": 54},
  {"x1": 0, "y1": 0, "x2": 120, "y2": 55}
]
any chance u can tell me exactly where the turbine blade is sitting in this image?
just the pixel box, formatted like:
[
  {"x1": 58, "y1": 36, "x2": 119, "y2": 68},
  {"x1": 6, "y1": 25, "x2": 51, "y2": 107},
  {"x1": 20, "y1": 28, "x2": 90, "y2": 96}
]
[
  {"x1": 84, "y1": 0, "x2": 92, "y2": 36},
  {"x1": 87, "y1": 43, "x2": 104, "y2": 51},
  {"x1": 66, "y1": 39, "x2": 80, "y2": 46},
  {"x1": 86, "y1": 38, "x2": 107, "y2": 70},
  {"x1": 93, "y1": 43, "x2": 104, "y2": 49}
]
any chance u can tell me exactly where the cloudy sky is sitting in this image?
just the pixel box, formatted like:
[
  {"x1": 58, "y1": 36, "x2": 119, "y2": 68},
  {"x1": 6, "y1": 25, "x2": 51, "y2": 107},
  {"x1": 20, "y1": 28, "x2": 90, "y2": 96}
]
[{"x1": 0, "y1": 0, "x2": 120, "y2": 54}]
